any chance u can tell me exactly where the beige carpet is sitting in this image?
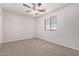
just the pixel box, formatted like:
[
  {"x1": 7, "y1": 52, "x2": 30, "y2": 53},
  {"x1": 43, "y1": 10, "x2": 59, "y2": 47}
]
[{"x1": 0, "y1": 38, "x2": 79, "y2": 56}]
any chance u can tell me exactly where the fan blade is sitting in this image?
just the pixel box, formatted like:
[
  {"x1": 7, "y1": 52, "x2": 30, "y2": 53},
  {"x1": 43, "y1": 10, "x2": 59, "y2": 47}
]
[
  {"x1": 38, "y1": 9, "x2": 45, "y2": 12},
  {"x1": 23, "y1": 4, "x2": 31, "y2": 8},
  {"x1": 38, "y1": 3, "x2": 41, "y2": 7},
  {"x1": 26, "y1": 10, "x2": 31, "y2": 12}
]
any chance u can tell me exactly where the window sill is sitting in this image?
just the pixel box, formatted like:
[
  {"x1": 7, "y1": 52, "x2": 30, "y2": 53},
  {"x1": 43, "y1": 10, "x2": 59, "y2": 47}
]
[{"x1": 45, "y1": 29, "x2": 57, "y2": 31}]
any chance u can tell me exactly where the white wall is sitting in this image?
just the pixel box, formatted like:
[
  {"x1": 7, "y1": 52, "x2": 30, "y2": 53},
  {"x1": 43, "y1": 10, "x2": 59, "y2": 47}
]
[
  {"x1": 2, "y1": 4, "x2": 79, "y2": 50},
  {"x1": 36, "y1": 4, "x2": 79, "y2": 50},
  {"x1": 3, "y1": 10, "x2": 36, "y2": 43},
  {"x1": 0, "y1": 8, "x2": 2, "y2": 45}
]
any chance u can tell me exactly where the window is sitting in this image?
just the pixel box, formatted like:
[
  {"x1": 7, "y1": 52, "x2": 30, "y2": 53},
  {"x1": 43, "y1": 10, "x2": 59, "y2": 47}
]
[{"x1": 45, "y1": 16, "x2": 57, "y2": 31}]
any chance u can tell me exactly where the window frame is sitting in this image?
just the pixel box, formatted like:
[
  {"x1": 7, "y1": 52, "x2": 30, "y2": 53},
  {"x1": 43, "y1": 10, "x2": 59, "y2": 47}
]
[{"x1": 45, "y1": 16, "x2": 57, "y2": 31}]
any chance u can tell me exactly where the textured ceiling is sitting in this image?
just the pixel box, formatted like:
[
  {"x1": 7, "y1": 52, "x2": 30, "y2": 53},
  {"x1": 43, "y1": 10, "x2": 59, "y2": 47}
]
[{"x1": 0, "y1": 3, "x2": 71, "y2": 17}]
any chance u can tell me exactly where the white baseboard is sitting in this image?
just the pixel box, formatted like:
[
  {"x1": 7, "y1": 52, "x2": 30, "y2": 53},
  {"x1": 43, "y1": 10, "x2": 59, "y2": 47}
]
[
  {"x1": 2, "y1": 37, "x2": 35, "y2": 43},
  {"x1": 2, "y1": 33, "x2": 36, "y2": 43},
  {"x1": 2, "y1": 35, "x2": 79, "y2": 51},
  {"x1": 37, "y1": 36, "x2": 79, "y2": 51}
]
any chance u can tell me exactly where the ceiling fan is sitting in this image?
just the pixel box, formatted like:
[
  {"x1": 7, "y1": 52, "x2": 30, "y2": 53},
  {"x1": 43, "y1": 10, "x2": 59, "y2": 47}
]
[{"x1": 23, "y1": 3, "x2": 45, "y2": 15}]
